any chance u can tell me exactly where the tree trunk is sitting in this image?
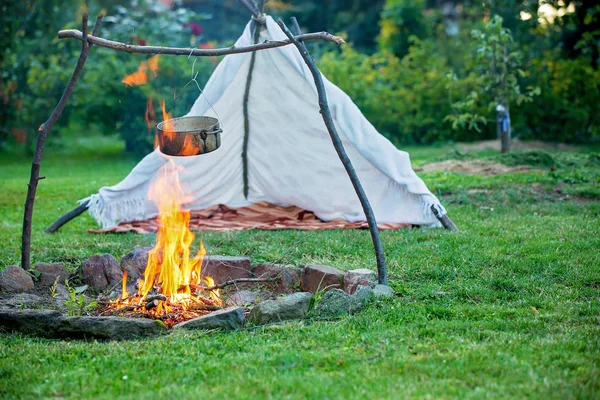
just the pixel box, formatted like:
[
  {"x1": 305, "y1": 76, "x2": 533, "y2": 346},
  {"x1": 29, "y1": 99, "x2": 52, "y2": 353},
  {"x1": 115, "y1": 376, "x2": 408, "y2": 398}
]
[{"x1": 497, "y1": 103, "x2": 511, "y2": 154}]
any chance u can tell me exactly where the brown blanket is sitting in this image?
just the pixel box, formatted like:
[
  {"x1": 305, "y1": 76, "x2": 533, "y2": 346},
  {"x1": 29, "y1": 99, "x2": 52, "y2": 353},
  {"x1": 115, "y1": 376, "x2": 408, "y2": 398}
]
[{"x1": 90, "y1": 201, "x2": 410, "y2": 233}]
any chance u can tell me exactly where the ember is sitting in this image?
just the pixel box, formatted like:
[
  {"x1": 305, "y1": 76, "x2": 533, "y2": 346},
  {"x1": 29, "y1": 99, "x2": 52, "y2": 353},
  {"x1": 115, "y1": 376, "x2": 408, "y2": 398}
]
[{"x1": 98, "y1": 160, "x2": 221, "y2": 327}]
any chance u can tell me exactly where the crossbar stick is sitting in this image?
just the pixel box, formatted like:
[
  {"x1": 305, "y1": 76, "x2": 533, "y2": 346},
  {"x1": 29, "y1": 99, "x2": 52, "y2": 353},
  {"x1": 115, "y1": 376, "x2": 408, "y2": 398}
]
[
  {"x1": 57, "y1": 30, "x2": 345, "y2": 57},
  {"x1": 277, "y1": 18, "x2": 388, "y2": 285}
]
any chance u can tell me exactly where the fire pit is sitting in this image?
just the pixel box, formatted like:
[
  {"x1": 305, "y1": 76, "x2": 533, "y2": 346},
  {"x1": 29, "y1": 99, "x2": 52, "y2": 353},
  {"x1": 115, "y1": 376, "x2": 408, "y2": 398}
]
[
  {"x1": 0, "y1": 158, "x2": 383, "y2": 338},
  {"x1": 0, "y1": 253, "x2": 391, "y2": 339},
  {"x1": 3, "y1": 100, "x2": 393, "y2": 339},
  {"x1": 2, "y1": 153, "x2": 392, "y2": 339}
]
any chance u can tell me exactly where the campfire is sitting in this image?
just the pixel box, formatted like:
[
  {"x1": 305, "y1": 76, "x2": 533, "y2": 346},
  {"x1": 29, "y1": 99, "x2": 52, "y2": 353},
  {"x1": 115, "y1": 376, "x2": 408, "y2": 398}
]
[
  {"x1": 96, "y1": 55, "x2": 230, "y2": 326},
  {"x1": 98, "y1": 161, "x2": 222, "y2": 327}
]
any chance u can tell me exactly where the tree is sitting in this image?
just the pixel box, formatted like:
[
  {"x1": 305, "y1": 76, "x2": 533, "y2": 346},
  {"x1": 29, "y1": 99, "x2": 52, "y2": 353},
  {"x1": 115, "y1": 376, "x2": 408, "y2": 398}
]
[
  {"x1": 446, "y1": 15, "x2": 539, "y2": 152},
  {"x1": 377, "y1": 0, "x2": 430, "y2": 58}
]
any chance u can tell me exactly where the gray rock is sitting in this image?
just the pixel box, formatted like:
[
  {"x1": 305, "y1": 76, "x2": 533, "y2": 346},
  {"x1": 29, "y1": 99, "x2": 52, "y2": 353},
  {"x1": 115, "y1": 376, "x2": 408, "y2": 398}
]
[
  {"x1": 58, "y1": 316, "x2": 168, "y2": 340},
  {"x1": 252, "y1": 263, "x2": 302, "y2": 293},
  {"x1": 300, "y1": 264, "x2": 344, "y2": 294},
  {"x1": 202, "y1": 256, "x2": 252, "y2": 284},
  {"x1": 344, "y1": 268, "x2": 377, "y2": 294},
  {"x1": 173, "y1": 306, "x2": 244, "y2": 331},
  {"x1": 82, "y1": 254, "x2": 122, "y2": 290},
  {"x1": 252, "y1": 263, "x2": 282, "y2": 279},
  {"x1": 226, "y1": 290, "x2": 260, "y2": 307},
  {"x1": 0, "y1": 293, "x2": 47, "y2": 309},
  {"x1": 120, "y1": 247, "x2": 152, "y2": 282},
  {"x1": 0, "y1": 309, "x2": 62, "y2": 336},
  {"x1": 0, "y1": 266, "x2": 34, "y2": 293},
  {"x1": 250, "y1": 292, "x2": 313, "y2": 325},
  {"x1": 373, "y1": 284, "x2": 394, "y2": 298},
  {"x1": 0, "y1": 308, "x2": 168, "y2": 340},
  {"x1": 353, "y1": 285, "x2": 375, "y2": 305},
  {"x1": 314, "y1": 286, "x2": 374, "y2": 318},
  {"x1": 34, "y1": 262, "x2": 69, "y2": 287}
]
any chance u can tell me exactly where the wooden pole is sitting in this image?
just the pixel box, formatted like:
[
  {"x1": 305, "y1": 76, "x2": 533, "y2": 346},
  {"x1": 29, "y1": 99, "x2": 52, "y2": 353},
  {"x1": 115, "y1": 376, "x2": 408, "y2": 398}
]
[
  {"x1": 237, "y1": 0, "x2": 261, "y2": 18},
  {"x1": 21, "y1": 14, "x2": 102, "y2": 270},
  {"x1": 44, "y1": 200, "x2": 90, "y2": 233},
  {"x1": 430, "y1": 205, "x2": 459, "y2": 231},
  {"x1": 277, "y1": 18, "x2": 388, "y2": 285}
]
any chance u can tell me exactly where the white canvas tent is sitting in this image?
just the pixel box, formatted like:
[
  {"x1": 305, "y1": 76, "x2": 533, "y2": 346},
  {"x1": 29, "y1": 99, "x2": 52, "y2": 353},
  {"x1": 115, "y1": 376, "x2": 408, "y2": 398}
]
[{"x1": 82, "y1": 16, "x2": 446, "y2": 229}]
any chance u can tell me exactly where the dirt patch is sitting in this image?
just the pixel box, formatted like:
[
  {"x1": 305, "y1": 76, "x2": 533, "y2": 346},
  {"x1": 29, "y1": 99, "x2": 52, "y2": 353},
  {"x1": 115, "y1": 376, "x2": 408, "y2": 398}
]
[
  {"x1": 416, "y1": 160, "x2": 531, "y2": 176},
  {"x1": 459, "y1": 139, "x2": 581, "y2": 152}
]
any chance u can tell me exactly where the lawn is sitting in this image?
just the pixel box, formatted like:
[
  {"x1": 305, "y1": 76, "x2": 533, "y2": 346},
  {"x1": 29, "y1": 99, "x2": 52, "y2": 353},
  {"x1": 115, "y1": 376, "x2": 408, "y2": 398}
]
[{"x1": 0, "y1": 137, "x2": 599, "y2": 399}]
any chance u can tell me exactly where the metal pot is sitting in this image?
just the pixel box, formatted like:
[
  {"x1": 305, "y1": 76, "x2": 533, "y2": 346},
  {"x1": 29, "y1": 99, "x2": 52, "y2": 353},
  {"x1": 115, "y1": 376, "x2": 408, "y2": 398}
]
[{"x1": 157, "y1": 116, "x2": 222, "y2": 156}]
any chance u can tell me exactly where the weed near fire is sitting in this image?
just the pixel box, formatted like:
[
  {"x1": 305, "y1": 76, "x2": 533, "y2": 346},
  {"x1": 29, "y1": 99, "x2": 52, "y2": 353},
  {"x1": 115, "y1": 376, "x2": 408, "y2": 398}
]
[{"x1": 0, "y1": 139, "x2": 598, "y2": 398}]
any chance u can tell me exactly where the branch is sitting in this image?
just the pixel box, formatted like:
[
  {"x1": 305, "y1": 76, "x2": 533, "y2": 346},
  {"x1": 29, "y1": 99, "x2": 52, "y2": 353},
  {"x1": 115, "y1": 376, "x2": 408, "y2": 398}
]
[
  {"x1": 277, "y1": 18, "x2": 388, "y2": 285},
  {"x1": 57, "y1": 30, "x2": 345, "y2": 57},
  {"x1": 237, "y1": 0, "x2": 261, "y2": 18},
  {"x1": 21, "y1": 13, "x2": 103, "y2": 270}
]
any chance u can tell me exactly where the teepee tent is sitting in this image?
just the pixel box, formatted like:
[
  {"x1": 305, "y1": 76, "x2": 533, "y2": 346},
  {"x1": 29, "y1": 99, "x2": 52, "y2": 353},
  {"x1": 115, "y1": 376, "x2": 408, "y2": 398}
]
[{"x1": 80, "y1": 16, "x2": 447, "y2": 230}]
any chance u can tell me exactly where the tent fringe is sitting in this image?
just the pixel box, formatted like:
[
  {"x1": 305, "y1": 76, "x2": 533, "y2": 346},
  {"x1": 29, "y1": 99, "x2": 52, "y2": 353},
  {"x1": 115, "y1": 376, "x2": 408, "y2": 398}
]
[
  {"x1": 81, "y1": 192, "x2": 443, "y2": 229},
  {"x1": 81, "y1": 194, "x2": 146, "y2": 229}
]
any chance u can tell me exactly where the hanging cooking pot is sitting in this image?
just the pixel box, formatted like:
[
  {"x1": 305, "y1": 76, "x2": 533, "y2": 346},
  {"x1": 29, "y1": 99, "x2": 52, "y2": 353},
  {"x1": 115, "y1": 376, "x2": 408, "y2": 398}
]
[{"x1": 157, "y1": 116, "x2": 222, "y2": 157}]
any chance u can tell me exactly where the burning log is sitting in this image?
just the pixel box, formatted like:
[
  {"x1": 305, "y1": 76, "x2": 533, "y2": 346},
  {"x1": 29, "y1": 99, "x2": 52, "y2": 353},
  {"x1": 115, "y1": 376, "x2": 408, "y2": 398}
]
[
  {"x1": 145, "y1": 294, "x2": 167, "y2": 303},
  {"x1": 145, "y1": 300, "x2": 160, "y2": 311}
]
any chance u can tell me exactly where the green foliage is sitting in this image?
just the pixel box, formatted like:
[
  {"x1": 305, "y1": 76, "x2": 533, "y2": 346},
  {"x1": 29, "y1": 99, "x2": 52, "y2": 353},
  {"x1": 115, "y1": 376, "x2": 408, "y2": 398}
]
[
  {"x1": 378, "y1": 0, "x2": 431, "y2": 58},
  {"x1": 2, "y1": 0, "x2": 214, "y2": 154},
  {"x1": 519, "y1": 52, "x2": 600, "y2": 142},
  {"x1": 320, "y1": 37, "x2": 485, "y2": 144},
  {"x1": 2, "y1": 0, "x2": 599, "y2": 151},
  {"x1": 273, "y1": 0, "x2": 386, "y2": 53},
  {"x1": 49, "y1": 276, "x2": 60, "y2": 303},
  {"x1": 63, "y1": 281, "x2": 97, "y2": 316},
  {"x1": 445, "y1": 15, "x2": 539, "y2": 134},
  {"x1": 0, "y1": 0, "x2": 82, "y2": 150}
]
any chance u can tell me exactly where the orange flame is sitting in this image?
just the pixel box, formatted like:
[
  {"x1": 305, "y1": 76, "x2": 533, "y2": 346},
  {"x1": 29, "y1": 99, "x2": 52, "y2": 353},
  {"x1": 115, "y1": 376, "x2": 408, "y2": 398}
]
[
  {"x1": 180, "y1": 135, "x2": 202, "y2": 156},
  {"x1": 122, "y1": 55, "x2": 161, "y2": 87},
  {"x1": 145, "y1": 98, "x2": 156, "y2": 130},
  {"x1": 159, "y1": 100, "x2": 176, "y2": 141},
  {"x1": 121, "y1": 270, "x2": 128, "y2": 300},
  {"x1": 137, "y1": 162, "x2": 218, "y2": 314},
  {"x1": 147, "y1": 55, "x2": 160, "y2": 77}
]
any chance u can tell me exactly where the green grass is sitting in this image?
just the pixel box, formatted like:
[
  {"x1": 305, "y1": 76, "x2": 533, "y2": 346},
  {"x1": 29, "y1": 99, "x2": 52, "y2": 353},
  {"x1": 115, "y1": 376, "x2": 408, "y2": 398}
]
[{"x1": 1, "y1": 139, "x2": 599, "y2": 399}]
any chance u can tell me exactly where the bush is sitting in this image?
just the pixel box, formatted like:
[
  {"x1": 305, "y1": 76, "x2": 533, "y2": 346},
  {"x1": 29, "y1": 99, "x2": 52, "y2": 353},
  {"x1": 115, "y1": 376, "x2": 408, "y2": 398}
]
[
  {"x1": 2, "y1": 0, "x2": 216, "y2": 154},
  {"x1": 319, "y1": 37, "x2": 488, "y2": 144},
  {"x1": 518, "y1": 53, "x2": 600, "y2": 143}
]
